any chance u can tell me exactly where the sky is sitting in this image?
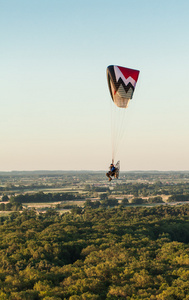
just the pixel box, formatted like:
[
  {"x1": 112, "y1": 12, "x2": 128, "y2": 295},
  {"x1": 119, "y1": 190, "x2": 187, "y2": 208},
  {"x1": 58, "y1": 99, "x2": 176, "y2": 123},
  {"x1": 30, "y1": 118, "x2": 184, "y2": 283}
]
[{"x1": 1, "y1": 0, "x2": 189, "y2": 171}]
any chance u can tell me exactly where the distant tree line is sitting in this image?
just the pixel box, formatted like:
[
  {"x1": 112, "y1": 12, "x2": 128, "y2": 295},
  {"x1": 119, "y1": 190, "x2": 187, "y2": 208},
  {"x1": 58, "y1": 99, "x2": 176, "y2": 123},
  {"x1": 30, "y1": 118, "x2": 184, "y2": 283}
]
[
  {"x1": 1, "y1": 191, "x2": 189, "y2": 213},
  {"x1": 167, "y1": 194, "x2": 189, "y2": 202},
  {"x1": 8, "y1": 191, "x2": 84, "y2": 204},
  {"x1": 114, "y1": 182, "x2": 189, "y2": 197},
  {"x1": 0, "y1": 202, "x2": 22, "y2": 211}
]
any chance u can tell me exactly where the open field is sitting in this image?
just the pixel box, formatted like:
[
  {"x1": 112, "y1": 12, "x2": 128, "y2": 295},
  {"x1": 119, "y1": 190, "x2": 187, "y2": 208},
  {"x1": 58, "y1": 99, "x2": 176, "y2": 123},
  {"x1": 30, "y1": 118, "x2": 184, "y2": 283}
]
[{"x1": 0, "y1": 171, "x2": 189, "y2": 213}]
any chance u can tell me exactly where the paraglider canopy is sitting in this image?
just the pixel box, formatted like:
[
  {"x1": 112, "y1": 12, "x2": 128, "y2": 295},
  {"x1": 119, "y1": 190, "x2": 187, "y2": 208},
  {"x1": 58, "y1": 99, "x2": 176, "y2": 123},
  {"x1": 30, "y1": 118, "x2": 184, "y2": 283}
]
[{"x1": 107, "y1": 65, "x2": 140, "y2": 108}]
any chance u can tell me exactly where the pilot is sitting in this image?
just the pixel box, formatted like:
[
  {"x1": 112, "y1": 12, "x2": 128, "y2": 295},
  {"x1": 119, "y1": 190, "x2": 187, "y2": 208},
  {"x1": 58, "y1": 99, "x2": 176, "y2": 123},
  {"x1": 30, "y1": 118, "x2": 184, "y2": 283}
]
[{"x1": 106, "y1": 163, "x2": 116, "y2": 181}]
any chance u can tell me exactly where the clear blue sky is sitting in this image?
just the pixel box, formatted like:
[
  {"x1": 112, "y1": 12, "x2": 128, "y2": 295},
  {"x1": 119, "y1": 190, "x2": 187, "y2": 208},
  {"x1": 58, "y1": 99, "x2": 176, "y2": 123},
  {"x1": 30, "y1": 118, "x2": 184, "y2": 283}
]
[{"x1": 1, "y1": 0, "x2": 189, "y2": 171}]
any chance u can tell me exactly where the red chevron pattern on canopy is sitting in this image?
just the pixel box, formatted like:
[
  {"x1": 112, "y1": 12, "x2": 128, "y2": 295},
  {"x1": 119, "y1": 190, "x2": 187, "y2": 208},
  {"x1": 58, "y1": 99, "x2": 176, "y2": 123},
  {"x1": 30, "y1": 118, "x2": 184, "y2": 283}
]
[{"x1": 107, "y1": 65, "x2": 140, "y2": 108}]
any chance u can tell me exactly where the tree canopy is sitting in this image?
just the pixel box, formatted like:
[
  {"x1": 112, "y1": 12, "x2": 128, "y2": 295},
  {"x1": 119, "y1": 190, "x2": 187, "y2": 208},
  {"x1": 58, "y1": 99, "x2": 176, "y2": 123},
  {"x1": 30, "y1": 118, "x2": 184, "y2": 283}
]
[{"x1": 0, "y1": 205, "x2": 189, "y2": 299}]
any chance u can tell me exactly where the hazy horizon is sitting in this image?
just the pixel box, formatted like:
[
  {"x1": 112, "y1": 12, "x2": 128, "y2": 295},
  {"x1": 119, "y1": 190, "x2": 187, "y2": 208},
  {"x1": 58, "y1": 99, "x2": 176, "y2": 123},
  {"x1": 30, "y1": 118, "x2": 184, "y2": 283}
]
[{"x1": 1, "y1": 169, "x2": 189, "y2": 174}]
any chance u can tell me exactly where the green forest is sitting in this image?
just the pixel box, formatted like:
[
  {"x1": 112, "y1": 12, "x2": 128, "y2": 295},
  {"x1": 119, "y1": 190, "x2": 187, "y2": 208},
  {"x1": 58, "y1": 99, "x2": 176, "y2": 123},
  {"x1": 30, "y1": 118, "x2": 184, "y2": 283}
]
[{"x1": 0, "y1": 205, "x2": 189, "y2": 300}]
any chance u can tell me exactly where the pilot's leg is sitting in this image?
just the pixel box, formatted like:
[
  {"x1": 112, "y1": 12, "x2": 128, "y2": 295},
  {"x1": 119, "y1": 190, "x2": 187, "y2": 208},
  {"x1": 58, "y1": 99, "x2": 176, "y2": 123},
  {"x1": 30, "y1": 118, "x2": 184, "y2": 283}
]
[{"x1": 106, "y1": 172, "x2": 112, "y2": 181}]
